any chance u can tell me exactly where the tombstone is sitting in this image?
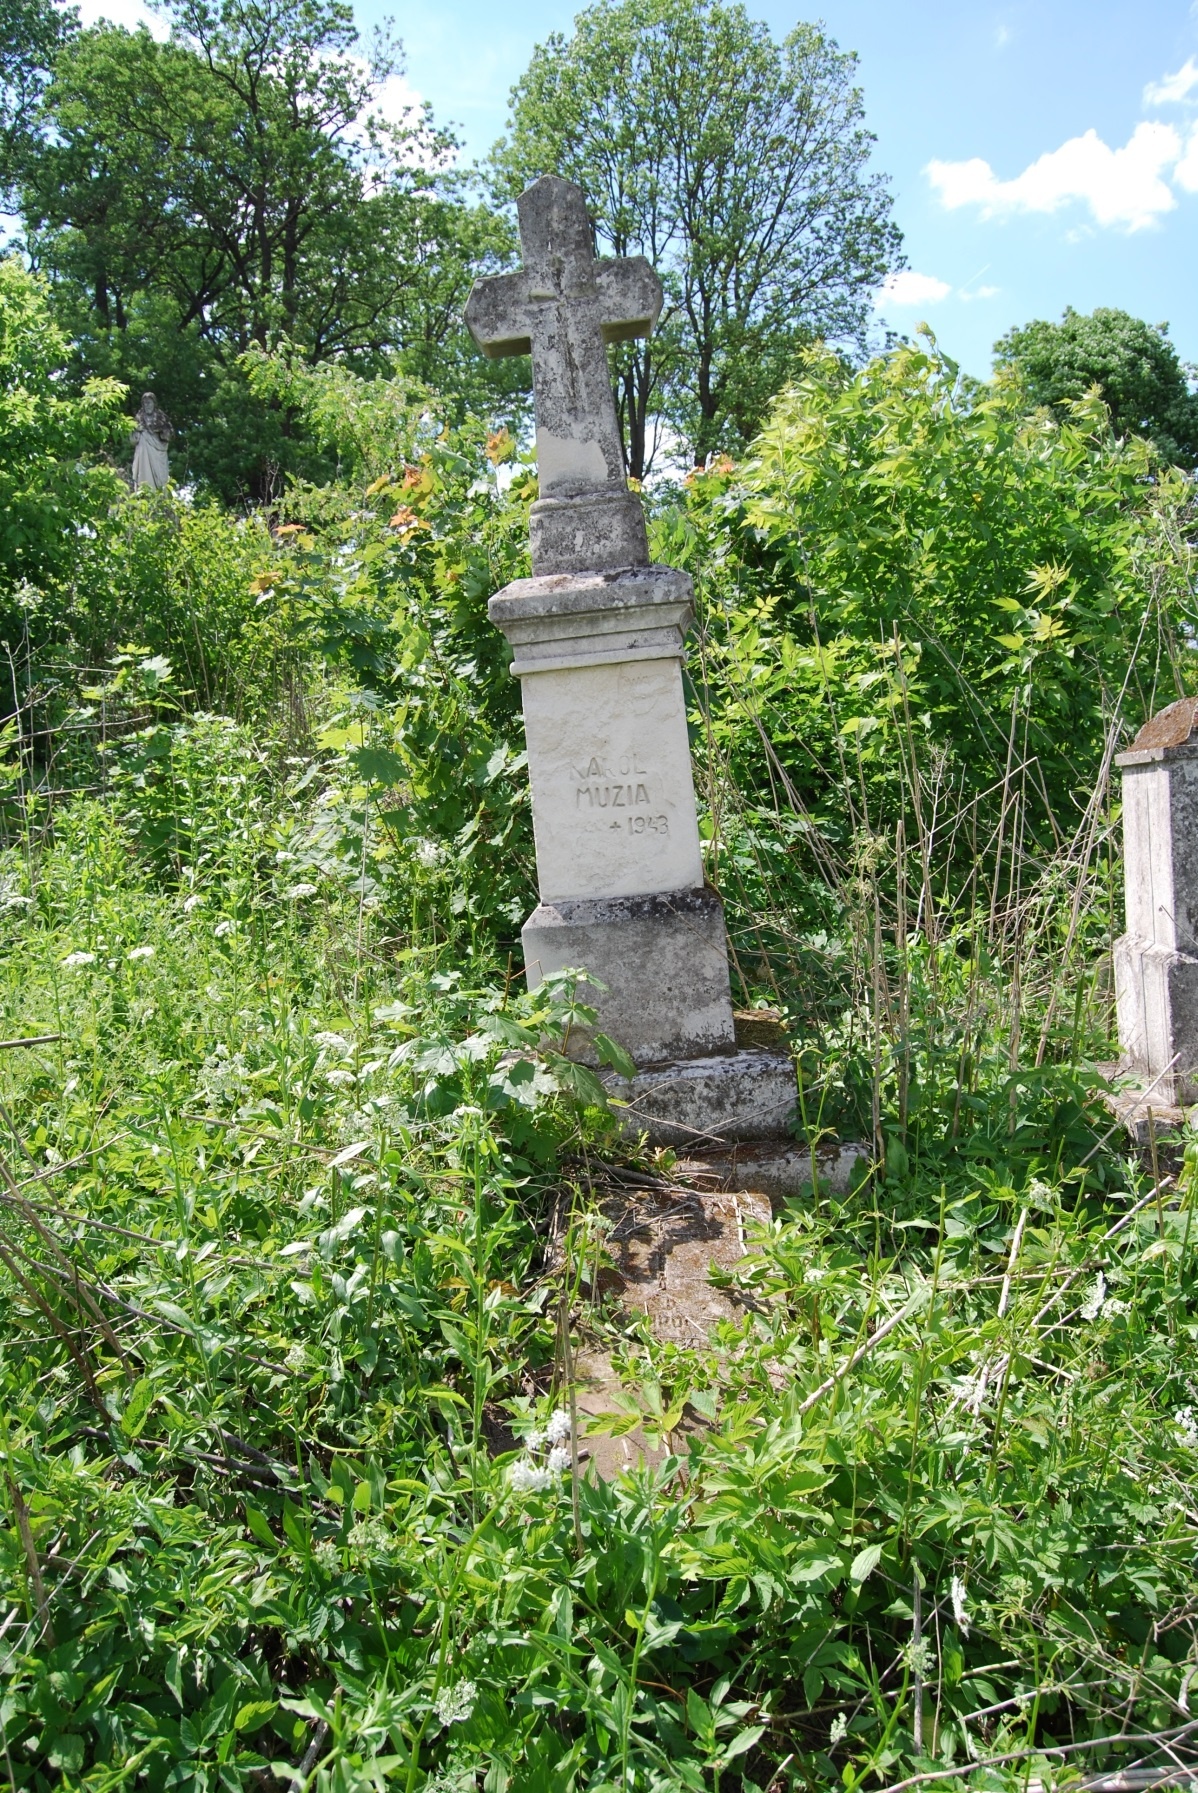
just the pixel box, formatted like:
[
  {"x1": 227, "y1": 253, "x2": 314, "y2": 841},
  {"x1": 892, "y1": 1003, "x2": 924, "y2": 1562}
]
[
  {"x1": 131, "y1": 392, "x2": 172, "y2": 490},
  {"x1": 465, "y1": 176, "x2": 795, "y2": 1145},
  {"x1": 1114, "y1": 696, "x2": 1198, "y2": 1110}
]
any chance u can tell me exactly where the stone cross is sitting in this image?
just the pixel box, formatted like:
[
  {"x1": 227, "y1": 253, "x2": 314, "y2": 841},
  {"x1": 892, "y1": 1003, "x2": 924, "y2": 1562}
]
[
  {"x1": 1115, "y1": 696, "x2": 1198, "y2": 1110},
  {"x1": 466, "y1": 175, "x2": 661, "y2": 575},
  {"x1": 464, "y1": 176, "x2": 795, "y2": 1146}
]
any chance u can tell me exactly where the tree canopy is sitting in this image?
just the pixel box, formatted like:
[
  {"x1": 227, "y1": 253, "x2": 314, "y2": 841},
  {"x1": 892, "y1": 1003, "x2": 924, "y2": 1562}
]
[
  {"x1": 493, "y1": 0, "x2": 901, "y2": 475},
  {"x1": 15, "y1": 0, "x2": 520, "y2": 498},
  {"x1": 994, "y1": 306, "x2": 1198, "y2": 470},
  {"x1": 0, "y1": 0, "x2": 72, "y2": 201}
]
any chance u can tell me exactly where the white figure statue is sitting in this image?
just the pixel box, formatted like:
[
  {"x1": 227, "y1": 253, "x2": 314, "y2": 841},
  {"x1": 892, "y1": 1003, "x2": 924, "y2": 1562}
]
[{"x1": 131, "y1": 392, "x2": 172, "y2": 489}]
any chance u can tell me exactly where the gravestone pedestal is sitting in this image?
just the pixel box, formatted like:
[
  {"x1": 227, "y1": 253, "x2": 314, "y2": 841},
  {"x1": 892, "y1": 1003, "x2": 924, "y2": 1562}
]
[
  {"x1": 488, "y1": 566, "x2": 795, "y2": 1144},
  {"x1": 468, "y1": 175, "x2": 795, "y2": 1145},
  {"x1": 1114, "y1": 697, "x2": 1198, "y2": 1109}
]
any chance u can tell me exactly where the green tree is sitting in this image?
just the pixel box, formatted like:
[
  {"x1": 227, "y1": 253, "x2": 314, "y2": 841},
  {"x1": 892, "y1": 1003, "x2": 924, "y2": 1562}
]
[
  {"x1": 994, "y1": 306, "x2": 1198, "y2": 470},
  {"x1": 19, "y1": 0, "x2": 518, "y2": 499},
  {"x1": 0, "y1": 256, "x2": 124, "y2": 630},
  {"x1": 494, "y1": 0, "x2": 901, "y2": 474},
  {"x1": 0, "y1": 0, "x2": 73, "y2": 202}
]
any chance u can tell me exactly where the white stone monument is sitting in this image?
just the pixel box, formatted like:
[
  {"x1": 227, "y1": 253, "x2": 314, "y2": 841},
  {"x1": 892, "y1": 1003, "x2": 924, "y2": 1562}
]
[
  {"x1": 1114, "y1": 696, "x2": 1198, "y2": 1109},
  {"x1": 466, "y1": 176, "x2": 795, "y2": 1144},
  {"x1": 131, "y1": 392, "x2": 172, "y2": 490}
]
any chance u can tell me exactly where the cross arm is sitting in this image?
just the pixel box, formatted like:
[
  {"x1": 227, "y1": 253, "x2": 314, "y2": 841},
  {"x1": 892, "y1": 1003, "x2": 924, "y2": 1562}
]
[
  {"x1": 464, "y1": 271, "x2": 533, "y2": 360},
  {"x1": 596, "y1": 257, "x2": 663, "y2": 345}
]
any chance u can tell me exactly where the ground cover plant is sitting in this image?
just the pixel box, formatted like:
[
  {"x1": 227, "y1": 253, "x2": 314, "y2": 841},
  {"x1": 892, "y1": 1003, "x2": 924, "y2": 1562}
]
[{"x1": 1, "y1": 324, "x2": 1197, "y2": 1791}]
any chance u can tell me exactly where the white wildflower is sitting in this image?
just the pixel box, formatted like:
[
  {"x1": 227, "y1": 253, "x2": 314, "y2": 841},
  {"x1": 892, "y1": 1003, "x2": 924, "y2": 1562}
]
[
  {"x1": 325, "y1": 1068, "x2": 356, "y2": 1088},
  {"x1": 213, "y1": 919, "x2": 236, "y2": 938},
  {"x1": 349, "y1": 1516, "x2": 391, "y2": 1558},
  {"x1": 1080, "y1": 1273, "x2": 1106, "y2": 1322},
  {"x1": 314, "y1": 1031, "x2": 349, "y2": 1053},
  {"x1": 198, "y1": 1046, "x2": 249, "y2": 1107},
  {"x1": 126, "y1": 944, "x2": 155, "y2": 961},
  {"x1": 829, "y1": 1712, "x2": 848, "y2": 1747},
  {"x1": 433, "y1": 1679, "x2": 477, "y2": 1726},
  {"x1": 524, "y1": 1428, "x2": 546, "y2": 1451},
  {"x1": 313, "y1": 1538, "x2": 340, "y2": 1572},
  {"x1": 284, "y1": 1343, "x2": 306, "y2": 1372},
  {"x1": 546, "y1": 1444, "x2": 571, "y2": 1474},
  {"x1": 901, "y1": 1637, "x2": 935, "y2": 1679},
  {"x1": 414, "y1": 839, "x2": 442, "y2": 869},
  {"x1": 508, "y1": 1458, "x2": 551, "y2": 1494},
  {"x1": 183, "y1": 893, "x2": 204, "y2": 912},
  {"x1": 287, "y1": 882, "x2": 318, "y2": 899},
  {"x1": 61, "y1": 950, "x2": 96, "y2": 968},
  {"x1": 1175, "y1": 1406, "x2": 1198, "y2": 1448},
  {"x1": 545, "y1": 1408, "x2": 572, "y2": 1445},
  {"x1": 950, "y1": 1574, "x2": 970, "y2": 1637},
  {"x1": 0, "y1": 874, "x2": 31, "y2": 911},
  {"x1": 1102, "y1": 1297, "x2": 1130, "y2": 1318}
]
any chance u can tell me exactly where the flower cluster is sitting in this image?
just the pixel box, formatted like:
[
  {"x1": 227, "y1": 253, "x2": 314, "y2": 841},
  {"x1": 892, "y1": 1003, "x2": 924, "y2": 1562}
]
[
  {"x1": 1175, "y1": 1406, "x2": 1198, "y2": 1448},
  {"x1": 348, "y1": 1515, "x2": 392, "y2": 1561},
  {"x1": 508, "y1": 1409, "x2": 573, "y2": 1493},
  {"x1": 433, "y1": 1680, "x2": 477, "y2": 1726}
]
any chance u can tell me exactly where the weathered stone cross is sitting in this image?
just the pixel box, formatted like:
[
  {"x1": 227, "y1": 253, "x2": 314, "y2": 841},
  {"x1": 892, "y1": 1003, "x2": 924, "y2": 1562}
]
[
  {"x1": 463, "y1": 175, "x2": 796, "y2": 1150},
  {"x1": 465, "y1": 175, "x2": 662, "y2": 574}
]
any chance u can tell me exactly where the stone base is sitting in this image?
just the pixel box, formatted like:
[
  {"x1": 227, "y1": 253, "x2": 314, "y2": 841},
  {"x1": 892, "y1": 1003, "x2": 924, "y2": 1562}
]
[
  {"x1": 523, "y1": 885, "x2": 735, "y2": 1067},
  {"x1": 1113, "y1": 933, "x2": 1198, "y2": 1104},
  {"x1": 674, "y1": 1139, "x2": 872, "y2": 1200},
  {"x1": 603, "y1": 1048, "x2": 797, "y2": 1146},
  {"x1": 529, "y1": 489, "x2": 649, "y2": 576}
]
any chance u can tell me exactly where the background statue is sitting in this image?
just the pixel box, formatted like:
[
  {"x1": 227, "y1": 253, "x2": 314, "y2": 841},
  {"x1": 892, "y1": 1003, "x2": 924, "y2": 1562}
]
[{"x1": 131, "y1": 392, "x2": 173, "y2": 489}]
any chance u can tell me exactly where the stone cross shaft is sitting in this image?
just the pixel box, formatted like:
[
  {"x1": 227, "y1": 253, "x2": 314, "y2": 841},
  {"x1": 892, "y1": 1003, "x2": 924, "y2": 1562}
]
[{"x1": 466, "y1": 176, "x2": 661, "y2": 575}]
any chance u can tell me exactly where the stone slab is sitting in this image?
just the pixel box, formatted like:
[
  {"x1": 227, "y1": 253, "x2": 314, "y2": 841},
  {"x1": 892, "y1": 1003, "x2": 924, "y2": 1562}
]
[
  {"x1": 523, "y1": 885, "x2": 734, "y2": 1066},
  {"x1": 674, "y1": 1139, "x2": 872, "y2": 1201},
  {"x1": 604, "y1": 1047, "x2": 797, "y2": 1146},
  {"x1": 517, "y1": 657, "x2": 704, "y2": 902}
]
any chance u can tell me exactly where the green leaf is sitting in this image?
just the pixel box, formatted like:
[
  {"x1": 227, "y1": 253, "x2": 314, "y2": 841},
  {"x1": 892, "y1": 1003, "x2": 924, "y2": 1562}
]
[
  {"x1": 245, "y1": 1507, "x2": 275, "y2": 1548},
  {"x1": 119, "y1": 1374, "x2": 156, "y2": 1439},
  {"x1": 592, "y1": 1032, "x2": 636, "y2": 1078},
  {"x1": 850, "y1": 1543, "x2": 883, "y2": 1583},
  {"x1": 234, "y1": 1700, "x2": 277, "y2": 1733}
]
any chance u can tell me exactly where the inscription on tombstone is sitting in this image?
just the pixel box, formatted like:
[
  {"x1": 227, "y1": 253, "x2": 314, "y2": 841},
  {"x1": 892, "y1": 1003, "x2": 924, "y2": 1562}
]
[{"x1": 466, "y1": 176, "x2": 795, "y2": 1143}]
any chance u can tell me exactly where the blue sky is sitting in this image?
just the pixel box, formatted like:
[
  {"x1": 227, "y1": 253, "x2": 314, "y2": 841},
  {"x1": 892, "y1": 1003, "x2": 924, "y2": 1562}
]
[{"x1": 85, "y1": 0, "x2": 1198, "y2": 380}]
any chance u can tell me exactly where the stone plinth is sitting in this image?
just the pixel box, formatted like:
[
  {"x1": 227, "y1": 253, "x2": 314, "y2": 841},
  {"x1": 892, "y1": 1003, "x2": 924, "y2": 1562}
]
[
  {"x1": 1114, "y1": 697, "x2": 1198, "y2": 1106},
  {"x1": 522, "y1": 886, "x2": 735, "y2": 1066}
]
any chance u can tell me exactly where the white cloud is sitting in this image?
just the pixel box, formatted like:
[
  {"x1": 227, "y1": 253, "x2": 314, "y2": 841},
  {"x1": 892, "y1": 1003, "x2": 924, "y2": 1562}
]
[
  {"x1": 874, "y1": 270, "x2": 952, "y2": 309},
  {"x1": 1176, "y1": 125, "x2": 1198, "y2": 191},
  {"x1": 1144, "y1": 58, "x2": 1198, "y2": 106},
  {"x1": 370, "y1": 71, "x2": 426, "y2": 129},
  {"x1": 927, "y1": 121, "x2": 1182, "y2": 231},
  {"x1": 76, "y1": 0, "x2": 168, "y2": 37},
  {"x1": 960, "y1": 283, "x2": 999, "y2": 301}
]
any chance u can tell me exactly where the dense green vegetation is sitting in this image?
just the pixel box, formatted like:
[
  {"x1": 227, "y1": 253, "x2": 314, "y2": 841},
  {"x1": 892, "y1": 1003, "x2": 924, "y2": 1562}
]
[
  {"x1": 994, "y1": 307, "x2": 1198, "y2": 472},
  {"x1": 2, "y1": 215, "x2": 1198, "y2": 1787}
]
